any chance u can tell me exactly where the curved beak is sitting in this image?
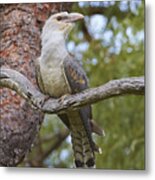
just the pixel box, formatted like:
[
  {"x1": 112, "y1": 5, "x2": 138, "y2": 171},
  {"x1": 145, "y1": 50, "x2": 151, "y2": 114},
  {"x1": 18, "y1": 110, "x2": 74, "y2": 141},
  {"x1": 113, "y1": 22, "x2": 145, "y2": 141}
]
[{"x1": 65, "y1": 13, "x2": 84, "y2": 23}]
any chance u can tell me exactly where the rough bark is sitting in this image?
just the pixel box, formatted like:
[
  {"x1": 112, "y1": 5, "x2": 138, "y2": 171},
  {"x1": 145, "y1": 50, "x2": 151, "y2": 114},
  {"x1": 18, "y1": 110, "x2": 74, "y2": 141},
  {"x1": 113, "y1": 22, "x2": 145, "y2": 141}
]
[{"x1": 0, "y1": 3, "x2": 72, "y2": 167}]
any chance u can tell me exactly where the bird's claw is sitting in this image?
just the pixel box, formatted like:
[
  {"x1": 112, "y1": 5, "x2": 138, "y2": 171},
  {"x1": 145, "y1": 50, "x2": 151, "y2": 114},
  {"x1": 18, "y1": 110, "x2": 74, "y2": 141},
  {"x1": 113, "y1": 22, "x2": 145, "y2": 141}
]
[
  {"x1": 58, "y1": 94, "x2": 70, "y2": 104},
  {"x1": 32, "y1": 94, "x2": 50, "y2": 109}
]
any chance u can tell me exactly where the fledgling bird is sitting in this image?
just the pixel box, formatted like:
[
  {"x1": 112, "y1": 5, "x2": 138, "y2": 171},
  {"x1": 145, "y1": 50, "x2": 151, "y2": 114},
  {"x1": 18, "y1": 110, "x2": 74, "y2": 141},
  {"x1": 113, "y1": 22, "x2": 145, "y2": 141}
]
[{"x1": 35, "y1": 12, "x2": 104, "y2": 168}]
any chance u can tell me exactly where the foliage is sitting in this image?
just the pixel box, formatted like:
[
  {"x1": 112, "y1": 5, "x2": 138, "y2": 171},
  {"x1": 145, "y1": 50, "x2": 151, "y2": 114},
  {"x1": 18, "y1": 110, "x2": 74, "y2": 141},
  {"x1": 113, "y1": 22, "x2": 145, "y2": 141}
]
[{"x1": 21, "y1": 0, "x2": 144, "y2": 169}]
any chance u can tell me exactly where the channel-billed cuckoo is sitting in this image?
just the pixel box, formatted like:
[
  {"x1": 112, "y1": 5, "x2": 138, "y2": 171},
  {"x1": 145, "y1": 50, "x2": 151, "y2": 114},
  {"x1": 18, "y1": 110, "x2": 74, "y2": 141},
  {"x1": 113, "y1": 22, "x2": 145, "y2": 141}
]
[{"x1": 36, "y1": 12, "x2": 103, "y2": 168}]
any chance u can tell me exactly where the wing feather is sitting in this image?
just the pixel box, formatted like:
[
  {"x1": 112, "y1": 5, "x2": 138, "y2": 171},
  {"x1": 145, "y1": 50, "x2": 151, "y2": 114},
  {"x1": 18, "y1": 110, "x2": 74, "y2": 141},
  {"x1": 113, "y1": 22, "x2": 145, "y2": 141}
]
[
  {"x1": 62, "y1": 55, "x2": 99, "y2": 152},
  {"x1": 63, "y1": 55, "x2": 88, "y2": 93}
]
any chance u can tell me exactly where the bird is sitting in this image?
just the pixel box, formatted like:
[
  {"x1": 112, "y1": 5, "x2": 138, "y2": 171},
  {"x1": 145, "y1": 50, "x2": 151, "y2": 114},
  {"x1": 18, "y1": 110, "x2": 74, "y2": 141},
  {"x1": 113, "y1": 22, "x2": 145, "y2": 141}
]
[{"x1": 35, "y1": 12, "x2": 104, "y2": 168}]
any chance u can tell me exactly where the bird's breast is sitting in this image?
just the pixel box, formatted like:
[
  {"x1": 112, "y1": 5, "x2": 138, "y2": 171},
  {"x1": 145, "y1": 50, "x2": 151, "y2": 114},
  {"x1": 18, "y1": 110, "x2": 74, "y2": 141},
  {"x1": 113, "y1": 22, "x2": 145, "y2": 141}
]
[{"x1": 40, "y1": 62, "x2": 71, "y2": 97}]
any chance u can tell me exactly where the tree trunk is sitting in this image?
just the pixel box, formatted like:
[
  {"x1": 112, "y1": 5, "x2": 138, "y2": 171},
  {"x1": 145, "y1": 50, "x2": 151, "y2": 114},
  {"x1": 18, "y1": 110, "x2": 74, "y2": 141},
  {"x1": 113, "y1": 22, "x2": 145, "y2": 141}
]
[{"x1": 0, "y1": 3, "x2": 72, "y2": 166}]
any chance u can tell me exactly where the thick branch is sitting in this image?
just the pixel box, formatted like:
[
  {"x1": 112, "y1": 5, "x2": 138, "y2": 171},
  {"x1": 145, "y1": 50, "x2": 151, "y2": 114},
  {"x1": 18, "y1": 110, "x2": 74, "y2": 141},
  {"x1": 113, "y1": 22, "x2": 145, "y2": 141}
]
[
  {"x1": 0, "y1": 68, "x2": 46, "y2": 108},
  {"x1": 0, "y1": 68, "x2": 144, "y2": 114}
]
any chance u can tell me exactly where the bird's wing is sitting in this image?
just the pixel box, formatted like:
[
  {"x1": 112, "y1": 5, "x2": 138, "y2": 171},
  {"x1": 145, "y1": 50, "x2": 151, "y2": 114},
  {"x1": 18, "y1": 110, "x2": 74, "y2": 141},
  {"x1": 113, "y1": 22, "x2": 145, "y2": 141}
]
[
  {"x1": 58, "y1": 54, "x2": 89, "y2": 127},
  {"x1": 62, "y1": 55, "x2": 103, "y2": 135},
  {"x1": 63, "y1": 55, "x2": 103, "y2": 140},
  {"x1": 63, "y1": 55, "x2": 89, "y2": 93},
  {"x1": 60, "y1": 54, "x2": 92, "y2": 130}
]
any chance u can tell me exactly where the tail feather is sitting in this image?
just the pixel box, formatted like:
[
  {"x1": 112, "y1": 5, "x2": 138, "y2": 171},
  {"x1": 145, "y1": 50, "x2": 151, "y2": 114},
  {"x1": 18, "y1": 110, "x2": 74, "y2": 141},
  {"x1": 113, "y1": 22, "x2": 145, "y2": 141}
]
[
  {"x1": 90, "y1": 119, "x2": 105, "y2": 136},
  {"x1": 71, "y1": 130, "x2": 84, "y2": 167},
  {"x1": 68, "y1": 110, "x2": 100, "y2": 168},
  {"x1": 71, "y1": 126, "x2": 95, "y2": 168}
]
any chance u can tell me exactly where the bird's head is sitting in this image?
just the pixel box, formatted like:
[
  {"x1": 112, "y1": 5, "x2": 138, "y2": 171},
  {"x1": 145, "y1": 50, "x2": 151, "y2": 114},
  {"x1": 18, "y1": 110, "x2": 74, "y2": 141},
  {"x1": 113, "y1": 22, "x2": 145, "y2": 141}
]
[{"x1": 42, "y1": 12, "x2": 84, "y2": 40}]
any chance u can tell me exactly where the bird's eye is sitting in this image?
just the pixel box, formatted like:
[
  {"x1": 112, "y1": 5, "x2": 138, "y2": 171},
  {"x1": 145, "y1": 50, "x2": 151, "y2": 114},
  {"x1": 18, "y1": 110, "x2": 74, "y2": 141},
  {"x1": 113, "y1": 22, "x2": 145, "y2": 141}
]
[{"x1": 57, "y1": 16, "x2": 62, "y2": 21}]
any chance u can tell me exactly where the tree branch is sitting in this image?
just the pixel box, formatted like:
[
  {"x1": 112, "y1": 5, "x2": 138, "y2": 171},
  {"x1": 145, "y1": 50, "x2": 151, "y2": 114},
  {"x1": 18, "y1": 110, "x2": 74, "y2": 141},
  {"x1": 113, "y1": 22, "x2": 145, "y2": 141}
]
[
  {"x1": 0, "y1": 68, "x2": 144, "y2": 114},
  {"x1": 0, "y1": 68, "x2": 46, "y2": 108}
]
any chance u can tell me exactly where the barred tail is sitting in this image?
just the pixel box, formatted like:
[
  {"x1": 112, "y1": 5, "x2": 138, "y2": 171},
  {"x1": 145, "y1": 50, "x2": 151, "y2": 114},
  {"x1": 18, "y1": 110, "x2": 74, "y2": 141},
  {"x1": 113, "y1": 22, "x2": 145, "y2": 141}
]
[{"x1": 71, "y1": 125, "x2": 95, "y2": 168}]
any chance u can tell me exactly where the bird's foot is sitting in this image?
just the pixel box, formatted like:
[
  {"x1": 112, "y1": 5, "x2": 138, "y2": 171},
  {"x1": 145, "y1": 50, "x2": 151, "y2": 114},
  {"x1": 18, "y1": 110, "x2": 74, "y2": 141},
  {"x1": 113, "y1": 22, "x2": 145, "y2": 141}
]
[
  {"x1": 32, "y1": 94, "x2": 50, "y2": 109},
  {"x1": 58, "y1": 94, "x2": 70, "y2": 104}
]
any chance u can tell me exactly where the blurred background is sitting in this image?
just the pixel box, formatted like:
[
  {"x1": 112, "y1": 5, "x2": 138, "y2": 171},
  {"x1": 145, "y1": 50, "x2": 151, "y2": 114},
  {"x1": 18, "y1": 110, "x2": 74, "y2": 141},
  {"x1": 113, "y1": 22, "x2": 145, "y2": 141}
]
[{"x1": 20, "y1": 0, "x2": 144, "y2": 169}]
